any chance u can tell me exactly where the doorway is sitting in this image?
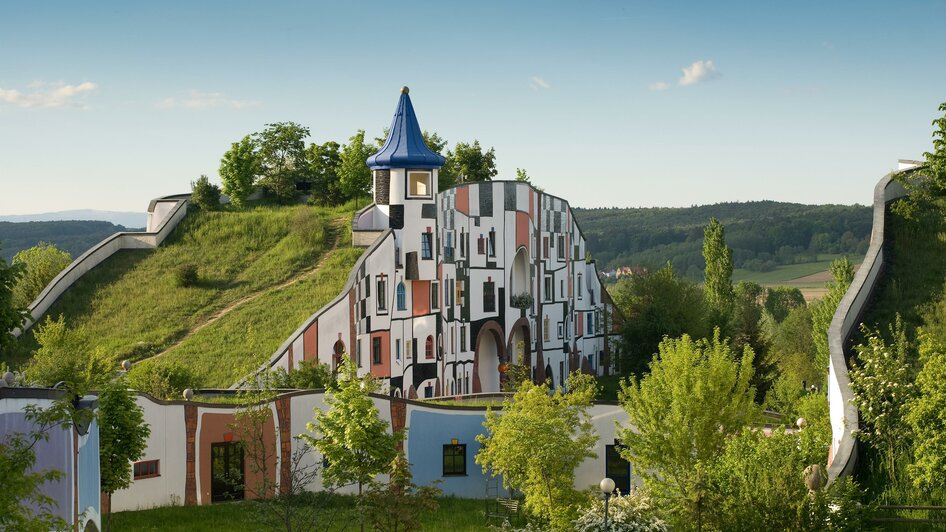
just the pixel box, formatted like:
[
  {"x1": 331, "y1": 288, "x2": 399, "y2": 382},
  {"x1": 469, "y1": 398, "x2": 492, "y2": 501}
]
[{"x1": 211, "y1": 441, "x2": 245, "y2": 502}]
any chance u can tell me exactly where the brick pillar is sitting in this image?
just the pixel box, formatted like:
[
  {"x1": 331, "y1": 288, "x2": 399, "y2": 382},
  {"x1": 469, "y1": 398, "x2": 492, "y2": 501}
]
[
  {"x1": 184, "y1": 404, "x2": 198, "y2": 506},
  {"x1": 275, "y1": 397, "x2": 292, "y2": 494},
  {"x1": 390, "y1": 398, "x2": 407, "y2": 452}
]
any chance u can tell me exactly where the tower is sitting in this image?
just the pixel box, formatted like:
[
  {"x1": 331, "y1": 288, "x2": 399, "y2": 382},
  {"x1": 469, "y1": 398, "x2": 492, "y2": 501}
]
[{"x1": 366, "y1": 87, "x2": 445, "y2": 281}]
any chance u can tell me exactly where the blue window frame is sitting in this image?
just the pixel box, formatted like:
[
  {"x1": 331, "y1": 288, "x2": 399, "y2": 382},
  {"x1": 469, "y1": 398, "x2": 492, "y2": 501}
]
[
  {"x1": 421, "y1": 232, "x2": 433, "y2": 260},
  {"x1": 396, "y1": 282, "x2": 406, "y2": 311}
]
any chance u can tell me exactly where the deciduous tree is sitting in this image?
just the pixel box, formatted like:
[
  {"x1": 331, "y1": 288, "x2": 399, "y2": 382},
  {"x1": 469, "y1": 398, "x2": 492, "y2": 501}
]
[
  {"x1": 190, "y1": 175, "x2": 221, "y2": 210},
  {"x1": 907, "y1": 332, "x2": 946, "y2": 492},
  {"x1": 306, "y1": 141, "x2": 345, "y2": 205},
  {"x1": 441, "y1": 140, "x2": 497, "y2": 187},
  {"x1": 810, "y1": 256, "x2": 854, "y2": 386},
  {"x1": 254, "y1": 122, "x2": 311, "y2": 202},
  {"x1": 10, "y1": 242, "x2": 71, "y2": 310},
  {"x1": 476, "y1": 373, "x2": 598, "y2": 531},
  {"x1": 0, "y1": 246, "x2": 27, "y2": 350},
  {"x1": 764, "y1": 286, "x2": 806, "y2": 323},
  {"x1": 617, "y1": 332, "x2": 758, "y2": 530},
  {"x1": 98, "y1": 380, "x2": 150, "y2": 531},
  {"x1": 338, "y1": 130, "x2": 374, "y2": 202},
  {"x1": 702, "y1": 218, "x2": 734, "y2": 324},
  {"x1": 219, "y1": 135, "x2": 260, "y2": 207}
]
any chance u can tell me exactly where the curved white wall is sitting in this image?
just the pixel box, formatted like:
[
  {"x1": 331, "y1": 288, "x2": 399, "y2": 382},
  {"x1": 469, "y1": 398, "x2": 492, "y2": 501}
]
[
  {"x1": 827, "y1": 172, "x2": 907, "y2": 482},
  {"x1": 12, "y1": 194, "x2": 189, "y2": 336}
]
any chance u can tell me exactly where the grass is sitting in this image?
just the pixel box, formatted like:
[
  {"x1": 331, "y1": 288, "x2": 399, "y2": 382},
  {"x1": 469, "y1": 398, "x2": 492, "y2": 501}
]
[
  {"x1": 732, "y1": 255, "x2": 853, "y2": 286},
  {"x1": 110, "y1": 495, "x2": 489, "y2": 531},
  {"x1": 4, "y1": 200, "x2": 362, "y2": 388}
]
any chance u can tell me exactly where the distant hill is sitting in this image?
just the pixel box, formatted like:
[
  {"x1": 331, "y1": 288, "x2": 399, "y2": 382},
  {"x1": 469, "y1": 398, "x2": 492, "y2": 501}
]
[
  {"x1": 0, "y1": 209, "x2": 147, "y2": 228},
  {"x1": 0, "y1": 220, "x2": 133, "y2": 262},
  {"x1": 573, "y1": 201, "x2": 872, "y2": 280}
]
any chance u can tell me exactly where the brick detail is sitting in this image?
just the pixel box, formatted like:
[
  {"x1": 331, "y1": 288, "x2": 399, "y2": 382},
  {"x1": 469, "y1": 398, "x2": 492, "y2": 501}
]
[
  {"x1": 184, "y1": 404, "x2": 198, "y2": 506},
  {"x1": 390, "y1": 398, "x2": 407, "y2": 452},
  {"x1": 275, "y1": 397, "x2": 292, "y2": 495}
]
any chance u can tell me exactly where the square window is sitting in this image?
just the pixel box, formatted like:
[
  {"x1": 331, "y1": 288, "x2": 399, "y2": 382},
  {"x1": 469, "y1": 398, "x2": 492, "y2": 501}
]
[
  {"x1": 408, "y1": 171, "x2": 431, "y2": 198},
  {"x1": 443, "y1": 444, "x2": 467, "y2": 476}
]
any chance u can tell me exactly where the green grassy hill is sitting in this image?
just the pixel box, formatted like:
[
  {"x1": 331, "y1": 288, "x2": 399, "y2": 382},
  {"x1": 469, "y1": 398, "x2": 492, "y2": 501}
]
[{"x1": 3, "y1": 202, "x2": 364, "y2": 388}]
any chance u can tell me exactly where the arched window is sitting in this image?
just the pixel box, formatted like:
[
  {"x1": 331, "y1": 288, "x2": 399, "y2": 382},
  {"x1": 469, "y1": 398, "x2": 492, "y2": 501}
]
[
  {"x1": 396, "y1": 282, "x2": 406, "y2": 311},
  {"x1": 425, "y1": 335, "x2": 434, "y2": 360}
]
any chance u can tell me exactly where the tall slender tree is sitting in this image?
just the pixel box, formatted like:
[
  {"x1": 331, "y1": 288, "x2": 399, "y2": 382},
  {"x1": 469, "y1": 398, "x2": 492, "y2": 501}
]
[
  {"x1": 702, "y1": 218, "x2": 734, "y2": 322},
  {"x1": 219, "y1": 135, "x2": 260, "y2": 207},
  {"x1": 98, "y1": 380, "x2": 150, "y2": 531}
]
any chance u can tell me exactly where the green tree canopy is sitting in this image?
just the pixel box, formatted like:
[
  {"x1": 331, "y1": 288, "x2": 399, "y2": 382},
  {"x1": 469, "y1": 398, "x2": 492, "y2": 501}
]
[
  {"x1": 190, "y1": 175, "x2": 221, "y2": 211},
  {"x1": 254, "y1": 122, "x2": 311, "y2": 202},
  {"x1": 24, "y1": 315, "x2": 110, "y2": 389},
  {"x1": 302, "y1": 357, "x2": 402, "y2": 496},
  {"x1": 219, "y1": 135, "x2": 260, "y2": 207},
  {"x1": 306, "y1": 140, "x2": 345, "y2": 205},
  {"x1": 702, "y1": 217, "x2": 734, "y2": 323},
  {"x1": 338, "y1": 130, "x2": 374, "y2": 201},
  {"x1": 0, "y1": 246, "x2": 27, "y2": 351},
  {"x1": 907, "y1": 332, "x2": 946, "y2": 492},
  {"x1": 98, "y1": 380, "x2": 150, "y2": 531},
  {"x1": 617, "y1": 332, "x2": 758, "y2": 529},
  {"x1": 609, "y1": 263, "x2": 708, "y2": 376},
  {"x1": 10, "y1": 242, "x2": 71, "y2": 310},
  {"x1": 810, "y1": 256, "x2": 854, "y2": 386},
  {"x1": 764, "y1": 286, "x2": 806, "y2": 323},
  {"x1": 440, "y1": 140, "x2": 497, "y2": 188},
  {"x1": 476, "y1": 373, "x2": 598, "y2": 531}
]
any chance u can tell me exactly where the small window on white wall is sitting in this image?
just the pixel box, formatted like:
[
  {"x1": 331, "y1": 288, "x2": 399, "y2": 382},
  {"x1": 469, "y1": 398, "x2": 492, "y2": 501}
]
[{"x1": 408, "y1": 171, "x2": 432, "y2": 198}]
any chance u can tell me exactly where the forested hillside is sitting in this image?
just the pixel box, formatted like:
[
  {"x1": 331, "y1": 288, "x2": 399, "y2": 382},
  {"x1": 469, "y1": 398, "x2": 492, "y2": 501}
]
[
  {"x1": 574, "y1": 201, "x2": 871, "y2": 279},
  {"x1": 0, "y1": 220, "x2": 134, "y2": 261}
]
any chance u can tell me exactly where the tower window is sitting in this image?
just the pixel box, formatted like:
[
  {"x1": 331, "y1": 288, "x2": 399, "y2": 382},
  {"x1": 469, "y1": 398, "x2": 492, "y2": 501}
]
[
  {"x1": 396, "y1": 282, "x2": 406, "y2": 311},
  {"x1": 408, "y1": 171, "x2": 432, "y2": 198},
  {"x1": 376, "y1": 275, "x2": 387, "y2": 313},
  {"x1": 426, "y1": 335, "x2": 434, "y2": 360},
  {"x1": 421, "y1": 232, "x2": 433, "y2": 260}
]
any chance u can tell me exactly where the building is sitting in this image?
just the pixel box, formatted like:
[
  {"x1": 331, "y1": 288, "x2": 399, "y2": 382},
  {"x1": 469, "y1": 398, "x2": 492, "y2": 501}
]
[{"x1": 257, "y1": 87, "x2": 619, "y2": 397}]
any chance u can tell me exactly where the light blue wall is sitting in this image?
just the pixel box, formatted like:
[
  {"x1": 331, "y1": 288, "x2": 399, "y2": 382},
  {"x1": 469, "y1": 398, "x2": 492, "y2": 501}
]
[
  {"x1": 78, "y1": 419, "x2": 101, "y2": 528},
  {"x1": 407, "y1": 409, "x2": 509, "y2": 499}
]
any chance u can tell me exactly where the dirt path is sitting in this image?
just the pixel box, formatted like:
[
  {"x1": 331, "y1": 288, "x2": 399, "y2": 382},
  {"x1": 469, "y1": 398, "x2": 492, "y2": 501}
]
[{"x1": 140, "y1": 216, "x2": 347, "y2": 363}]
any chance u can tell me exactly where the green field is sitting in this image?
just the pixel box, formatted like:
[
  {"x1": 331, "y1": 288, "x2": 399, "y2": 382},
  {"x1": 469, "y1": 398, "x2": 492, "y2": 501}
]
[
  {"x1": 110, "y1": 496, "x2": 491, "y2": 531},
  {"x1": 732, "y1": 254, "x2": 858, "y2": 287},
  {"x1": 4, "y1": 201, "x2": 363, "y2": 388}
]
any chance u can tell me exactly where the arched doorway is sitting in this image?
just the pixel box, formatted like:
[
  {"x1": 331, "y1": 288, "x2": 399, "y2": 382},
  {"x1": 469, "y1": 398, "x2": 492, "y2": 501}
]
[
  {"x1": 474, "y1": 321, "x2": 505, "y2": 393},
  {"x1": 507, "y1": 317, "x2": 532, "y2": 369},
  {"x1": 509, "y1": 247, "x2": 530, "y2": 305}
]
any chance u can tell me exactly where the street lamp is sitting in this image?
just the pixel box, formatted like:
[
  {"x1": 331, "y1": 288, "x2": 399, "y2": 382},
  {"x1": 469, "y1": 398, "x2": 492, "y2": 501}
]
[{"x1": 599, "y1": 477, "x2": 616, "y2": 530}]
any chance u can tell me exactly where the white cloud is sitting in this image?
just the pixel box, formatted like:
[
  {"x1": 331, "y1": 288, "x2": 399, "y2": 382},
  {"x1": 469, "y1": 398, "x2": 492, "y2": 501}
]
[
  {"x1": 0, "y1": 81, "x2": 97, "y2": 108},
  {"x1": 679, "y1": 60, "x2": 720, "y2": 86},
  {"x1": 156, "y1": 90, "x2": 259, "y2": 109},
  {"x1": 649, "y1": 81, "x2": 670, "y2": 91},
  {"x1": 529, "y1": 76, "x2": 551, "y2": 91}
]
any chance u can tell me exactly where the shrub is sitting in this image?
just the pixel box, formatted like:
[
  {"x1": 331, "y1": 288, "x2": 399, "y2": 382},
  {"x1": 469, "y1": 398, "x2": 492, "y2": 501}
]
[
  {"x1": 269, "y1": 359, "x2": 334, "y2": 389},
  {"x1": 174, "y1": 264, "x2": 198, "y2": 287},
  {"x1": 573, "y1": 489, "x2": 668, "y2": 532},
  {"x1": 126, "y1": 361, "x2": 199, "y2": 400},
  {"x1": 510, "y1": 292, "x2": 533, "y2": 310},
  {"x1": 190, "y1": 175, "x2": 221, "y2": 210}
]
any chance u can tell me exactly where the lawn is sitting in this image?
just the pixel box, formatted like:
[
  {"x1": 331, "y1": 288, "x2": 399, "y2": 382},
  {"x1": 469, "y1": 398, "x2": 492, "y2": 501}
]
[
  {"x1": 4, "y1": 201, "x2": 361, "y2": 388},
  {"x1": 109, "y1": 495, "x2": 492, "y2": 531},
  {"x1": 732, "y1": 255, "x2": 850, "y2": 286}
]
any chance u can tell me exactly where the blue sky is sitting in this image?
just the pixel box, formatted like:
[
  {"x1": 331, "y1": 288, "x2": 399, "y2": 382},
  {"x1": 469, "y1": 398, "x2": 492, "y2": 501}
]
[{"x1": 1, "y1": 1, "x2": 944, "y2": 214}]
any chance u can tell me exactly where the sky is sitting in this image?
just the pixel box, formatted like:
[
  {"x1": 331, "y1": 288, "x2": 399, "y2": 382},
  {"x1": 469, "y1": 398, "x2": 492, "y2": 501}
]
[{"x1": 1, "y1": 0, "x2": 945, "y2": 215}]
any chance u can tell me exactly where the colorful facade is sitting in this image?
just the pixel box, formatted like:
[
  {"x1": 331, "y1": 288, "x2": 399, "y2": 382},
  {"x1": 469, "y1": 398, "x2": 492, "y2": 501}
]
[{"x1": 256, "y1": 87, "x2": 619, "y2": 397}]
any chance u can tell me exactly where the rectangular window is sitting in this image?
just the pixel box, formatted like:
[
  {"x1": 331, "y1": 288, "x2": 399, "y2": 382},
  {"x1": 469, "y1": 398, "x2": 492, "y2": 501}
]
[
  {"x1": 558, "y1": 322, "x2": 564, "y2": 339},
  {"x1": 457, "y1": 280, "x2": 466, "y2": 307},
  {"x1": 431, "y1": 281, "x2": 440, "y2": 310},
  {"x1": 559, "y1": 361, "x2": 565, "y2": 387},
  {"x1": 477, "y1": 236, "x2": 485, "y2": 255},
  {"x1": 543, "y1": 237, "x2": 549, "y2": 259},
  {"x1": 544, "y1": 275, "x2": 553, "y2": 302},
  {"x1": 544, "y1": 315, "x2": 550, "y2": 341},
  {"x1": 372, "y1": 336, "x2": 382, "y2": 365},
  {"x1": 449, "y1": 279, "x2": 455, "y2": 307},
  {"x1": 587, "y1": 312, "x2": 594, "y2": 335},
  {"x1": 460, "y1": 230, "x2": 466, "y2": 258},
  {"x1": 558, "y1": 235, "x2": 565, "y2": 259},
  {"x1": 596, "y1": 309, "x2": 602, "y2": 334},
  {"x1": 356, "y1": 339, "x2": 363, "y2": 367},
  {"x1": 488, "y1": 228, "x2": 496, "y2": 257},
  {"x1": 376, "y1": 276, "x2": 387, "y2": 312},
  {"x1": 461, "y1": 325, "x2": 467, "y2": 351},
  {"x1": 560, "y1": 279, "x2": 565, "y2": 298},
  {"x1": 395, "y1": 339, "x2": 401, "y2": 364},
  {"x1": 445, "y1": 232, "x2": 454, "y2": 261},
  {"x1": 421, "y1": 232, "x2": 433, "y2": 260},
  {"x1": 133, "y1": 459, "x2": 160, "y2": 480},
  {"x1": 443, "y1": 444, "x2": 467, "y2": 476},
  {"x1": 408, "y1": 171, "x2": 432, "y2": 198},
  {"x1": 365, "y1": 276, "x2": 370, "y2": 297},
  {"x1": 577, "y1": 273, "x2": 583, "y2": 299},
  {"x1": 450, "y1": 326, "x2": 455, "y2": 354},
  {"x1": 483, "y1": 281, "x2": 496, "y2": 313}
]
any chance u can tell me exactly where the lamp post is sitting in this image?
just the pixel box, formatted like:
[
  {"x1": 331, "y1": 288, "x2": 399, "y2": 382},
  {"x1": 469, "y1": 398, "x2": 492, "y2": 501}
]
[{"x1": 600, "y1": 477, "x2": 616, "y2": 531}]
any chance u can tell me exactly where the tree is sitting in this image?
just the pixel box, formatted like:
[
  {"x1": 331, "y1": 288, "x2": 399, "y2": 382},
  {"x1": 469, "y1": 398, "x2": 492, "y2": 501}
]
[
  {"x1": 269, "y1": 359, "x2": 334, "y2": 390},
  {"x1": 617, "y1": 332, "x2": 758, "y2": 530},
  {"x1": 338, "y1": 130, "x2": 374, "y2": 202},
  {"x1": 360, "y1": 453, "x2": 441, "y2": 532},
  {"x1": 441, "y1": 140, "x2": 497, "y2": 187},
  {"x1": 11, "y1": 241, "x2": 71, "y2": 309},
  {"x1": 893, "y1": 102, "x2": 946, "y2": 222},
  {"x1": 609, "y1": 263, "x2": 707, "y2": 376},
  {"x1": 765, "y1": 286, "x2": 806, "y2": 323},
  {"x1": 190, "y1": 175, "x2": 221, "y2": 210},
  {"x1": 98, "y1": 380, "x2": 150, "y2": 532},
  {"x1": 515, "y1": 168, "x2": 543, "y2": 192},
  {"x1": 24, "y1": 315, "x2": 110, "y2": 389},
  {"x1": 254, "y1": 122, "x2": 311, "y2": 202},
  {"x1": 768, "y1": 305, "x2": 819, "y2": 390},
  {"x1": 125, "y1": 360, "x2": 199, "y2": 400},
  {"x1": 730, "y1": 281, "x2": 774, "y2": 399},
  {"x1": 306, "y1": 141, "x2": 345, "y2": 205},
  {"x1": 0, "y1": 246, "x2": 27, "y2": 350},
  {"x1": 302, "y1": 357, "x2": 402, "y2": 499},
  {"x1": 907, "y1": 332, "x2": 946, "y2": 492},
  {"x1": 476, "y1": 373, "x2": 598, "y2": 531},
  {"x1": 219, "y1": 135, "x2": 260, "y2": 207},
  {"x1": 702, "y1": 218, "x2": 734, "y2": 325},
  {"x1": 810, "y1": 256, "x2": 854, "y2": 387}
]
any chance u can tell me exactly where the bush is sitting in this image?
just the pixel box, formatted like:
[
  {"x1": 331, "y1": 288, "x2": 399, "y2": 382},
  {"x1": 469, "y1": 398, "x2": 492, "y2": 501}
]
[
  {"x1": 174, "y1": 264, "x2": 199, "y2": 287},
  {"x1": 190, "y1": 175, "x2": 221, "y2": 210},
  {"x1": 126, "y1": 361, "x2": 199, "y2": 400},
  {"x1": 269, "y1": 359, "x2": 334, "y2": 389},
  {"x1": 573, "y1": 489, "x2": 668, "y2": 532}
]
